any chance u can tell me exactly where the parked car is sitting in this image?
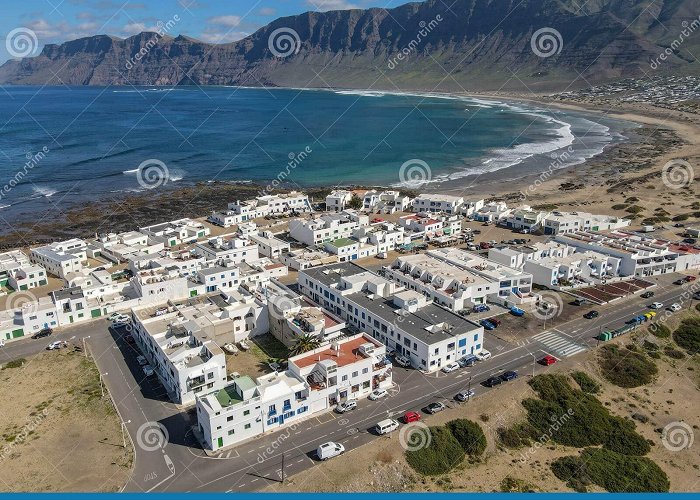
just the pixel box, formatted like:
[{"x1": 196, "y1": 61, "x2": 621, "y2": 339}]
[
  {"x1": 473, "y1": 304, "x2": 490, "y2": 313},
  {"x1": 510, "y1": 306, "x2": 525, "y2": 317},
  {"x1": 369, "y1": 388, "x2": 388, "y2": 400},
  {"x1": 488, "y1": 318, "x2": 502, "y2": 327},
  {"x1": 111, "y1": 314, "x2": 129, "y2": 323},
  {"x1": 335, "y1": 399, "x2": 358, "y2": 413},
  {"x1": 682, "y1": 238, "x2": 697, "y2": 244},
  {"x1": 442, "y1": 362, "x2": 460, "y2": 374},
  {"x1": 112, "y1": 321, "x2": 130, "y2": 329},
  {"x1": 394, "y1": 355, "x2": 411, "y2": 368},
  {"x1": 426, "y1": 402, "x2": 446, "y2": 414},
  {"x1": 475, "y1": 350, "x2": 492, "y2": 361},
  {"x1": 479, "y1": 319, "x2": 495, "y2": 330},
  {"x1": 458, "y1": 354, "x2": 478, "y2": 368},
  {"x1": 136, "y1": 355, "x2": 148, "y2": 366},
  {"x1": 669, "y1": 303, "x2": 682, "y2": 312},
  {"x1": 640, "y1": 291, "x2": 655, "y2": 299},
  {"x1": 583, "y1": 310, "x2": 599, "y2": 319},
  {"x1": 32, "y1": 328, "x2": 53, "y2": 339},
  {"x1": 142, "y1": 365, "x2": 155, "y2": 377},
  {"x1": 501, "y1": 370, "x2": 519, "y2": 381},
  {"x1": 403, "y1": 411, "x2": 421, "y2": 423},
  {"x1": 650, "y1": 302, "x2": 664, "y2": 309},
  {"x1": 685, "y1": 276, "x2": 697, "y2": 282},
  {"x1": 222, "y1": 343, "x2": 239, "y2": 355},
  {"x1": 674, "y1": 279, "x2": 686, "y2": 285},
  {"x1": 572, "y1": 298, "x2": 587, "y2": 306},
  {"x1": 0, "y1": 339, "x2": 5, "y2": 348},
  {"x1": 46, "y1": 340, "x2": 67, "y2": 350},
  {"x1": 458, "y1": 309, "x2": 471, "y2": 317},
  {"x1": 484, "y1": 376, "x2": 503, "y2": 387},
  {"x1": 317, "y1": 442, "x2": 345, "y2": 460},
  {"x1": 693, "y1": 292, "x2": 700, "y2": 300},
  {"x1": 375, "y1": 419, "x2": 400, "y2": 435},
  {"x1": 540, "y1": 355, "x2": 557, "y2": 366},
  {"x1": 455, "y1": 389, "x2": 476, "y2": 402}
]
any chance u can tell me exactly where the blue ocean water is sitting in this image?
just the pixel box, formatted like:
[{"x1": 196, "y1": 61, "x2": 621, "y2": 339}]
[{"x1": 0, "y1": 86, "x2": 629, "y2": 221}]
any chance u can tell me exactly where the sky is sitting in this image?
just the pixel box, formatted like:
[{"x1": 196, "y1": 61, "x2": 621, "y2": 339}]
[{"x1": 0, "y1": 0, "x2": 411, "y2": 63}]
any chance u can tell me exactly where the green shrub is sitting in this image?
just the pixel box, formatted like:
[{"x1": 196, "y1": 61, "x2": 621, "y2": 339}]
[
  {"x1": 496, "y1": 423, "x2": 537, "y2": 449},
  {"x1": 611, "y1": 204, "x2": 629, "y2": 210},
  {"x1": 664, "y1": 347, "x2": 685, "y2": 359},
  {"x1": 446, "y1": 419, "x2": 487, "y2": 457},
  {"x1": 551, "y1": 455, "x2": 589, "y2": 492},
  {"x1": 625, "y1": 197, "x2": 639, "y2": 203},
  {"x1": 405, "y1": 426, "x2": 465, "y2": 476},
  {"x1": 580, "y1": 448, "x2": 670, "y2": 492},
  {"x1": 695, "y1": 302, "x2": 700, "y2": 314},
  {"x1": 604, "y1": 416, "x2": 651, "y2": 455},
  {"x1": 672, "y1": 214, "x2": 689, "y2": 221},
  {"x1": 625, "y1": 205, "x2": 645, "y2": 214},
  {"x1": 673, "y1": 317, "x2": 700, "y2": 354},
  {"x1": 570, "y1": 371, "x2": 601, "y2": 394},
  {"x1": 649, "y1": 323, "x2": 671, "y2": 338},
  {"x1": 2, "y1": 358, "x2": 26, "y2": 370},
  {"x1": 500, "y1": 476, "x2": 538, "y2": 492},
  {"x1": 598, "y1": 345, "x2": 657, "y2": 388}
]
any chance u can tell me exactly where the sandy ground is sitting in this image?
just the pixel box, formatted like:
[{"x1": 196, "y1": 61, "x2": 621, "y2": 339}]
[
  {"x1": 265, "y1": 321, "x2": 700, "y2": 493},
  {"x1": 0, "y1": 349, "x2": 133, "y2": 492}
]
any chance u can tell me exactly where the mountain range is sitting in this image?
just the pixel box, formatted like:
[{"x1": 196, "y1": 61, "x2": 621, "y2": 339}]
[{"x1": 1, "y1": 0, "x2": 697, "y2": 91}]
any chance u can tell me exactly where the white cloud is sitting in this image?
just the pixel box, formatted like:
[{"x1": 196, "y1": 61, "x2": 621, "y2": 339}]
[
  {"x1": 305, "y1": 0, "x2": 359, "y2": 11},
  {"x1": 198, "y1": 29, "x2": 249, "y2": 44},
  {"x1": 207, "y1": 15, "x2": 242, "y2": 27},
  {"x1": 259, "y1": 7, "x2": 276, "y2": 16}
]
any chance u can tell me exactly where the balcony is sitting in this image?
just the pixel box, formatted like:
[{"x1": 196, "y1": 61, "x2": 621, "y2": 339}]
[{"x1": 186, "y1": 376, "x2": 206, "y2": 390}]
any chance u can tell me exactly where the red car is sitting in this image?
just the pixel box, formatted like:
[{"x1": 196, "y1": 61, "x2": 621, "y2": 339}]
[
  {"x1": 403, "y1": 411, "x2": 421, "y2": 423},
  {"x1": 540, "y1": 355, "x2": 557, "y2": 366},
  {"x1": 685, "y1": 276, "x2": 696, "y2": 282},
  {"x1": 371, "y1": 218, "x2": 384, "y2": 223}
]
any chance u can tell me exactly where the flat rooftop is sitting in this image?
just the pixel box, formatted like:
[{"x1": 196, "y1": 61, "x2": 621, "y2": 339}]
[{"x1": 291, "y1": 335, "x2": 381, "y2": 369}]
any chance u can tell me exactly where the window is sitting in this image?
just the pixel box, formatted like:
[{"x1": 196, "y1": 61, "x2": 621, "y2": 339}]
[
  {"x1": 244, "y1": 423, "x2": 251, "y2": 429},
  {"x1": 342, "y1": 375, "x2": 348, "y2": 382},
  {"x1": 362, "y1": 367, "x2": 368, "y2": 374},
  {"x1": 228, "y1": 429, "x2": 235, "y2": 436},
  {"x1": 227, "y1": 416, "x2": 233, "y2": 422},
  {"x1": 352, "y1": 371, "x2": 358, "y2": 378}
]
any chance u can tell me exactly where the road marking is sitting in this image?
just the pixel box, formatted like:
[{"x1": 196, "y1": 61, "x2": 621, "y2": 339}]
[{"x1": 532, "y1": 331, "x2": 587, "y2": 357}]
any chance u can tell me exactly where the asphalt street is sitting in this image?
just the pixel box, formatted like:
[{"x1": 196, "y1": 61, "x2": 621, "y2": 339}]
[{"x1": 1, "y1": 273, "x2": 695, "y2": 491}]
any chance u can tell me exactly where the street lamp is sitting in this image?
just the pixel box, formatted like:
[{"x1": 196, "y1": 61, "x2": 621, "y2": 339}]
[
  {"x1": 467, "y1": 376, "x2": 472, "y2": 401},
  {"x1": 82, "y1": 335, "x2": 91, "y2": 358},
  {"x1": 121, "y1": 420, "x2": 131, "y2": 448},
  {"x1": 531, "y1": 352, "x2": 536, "y2": 378}
]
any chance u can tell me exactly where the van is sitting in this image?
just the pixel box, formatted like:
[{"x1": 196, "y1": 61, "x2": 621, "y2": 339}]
[
  {"x1": 375, "y1": 419, "x2": 400, "y2": 435},
  {"x1": 316, "y1": 441, "x2": 345, "y2": 460}
]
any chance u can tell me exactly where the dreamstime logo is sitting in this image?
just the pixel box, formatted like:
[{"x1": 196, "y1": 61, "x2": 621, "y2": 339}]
[
  {"x1": 662, "y1": 421, "x2": 694, "y2": 452},
  {"x1": 520, "y1": 145, "x2": 574, "y2": 200},
  {"x1": 0, "y1": 408, "x2": 49, "y2": 463},
  {"x1": 268, "y1": 293, "x2": 298, "y2": 320},
  {"x1": 268, "y1": 28, "x2": 301, "y2": 58},
  {"x1": 0, "y1": 146, "x2": 50, "y2": 201},
  {"x1": 530, "y1": 28, "x2": 563, "y2": 58},
  {"x1": 7, "y1": 290, "x2": 39, "y2": 316},
  {"x1": 5, "y1": 27, "x2": 38, "y2": 58},
  {"x1": 136, "y1": 421, "x2": 169, "y2": 452},
  {"x1": 518, "y1": 408, "x2": 574, "y2": 463},
  {"x1": 125, "y1": 15, "x2": 180, "y2": 69},
  {"x1": 256, "y1": 421, "x2": 301, "y2": 463},
  {"x1": 259, "y1": 146, "x2": 312, "y2": 196},
  {"x1": 399, "y1": 159, "x2": 432, "y2": 188},
  {"x1": 650, "y1": 16, "x2": 700, "y2": 69},
  {"x1": 136, "y1": 159, "x2": 170, "y2": 190},
  {"x1": 661, "y1": 159, "x2": 694, "y2": 190},
  {"x1": 399, "y1": 421, "x2": 432, "y2": 452},
  {"x1": 532, "y1": 291, "x2": 563, "y2": 321},
  {"x1": 387, "y1": 14, "x2": 443, "y2": 69}
]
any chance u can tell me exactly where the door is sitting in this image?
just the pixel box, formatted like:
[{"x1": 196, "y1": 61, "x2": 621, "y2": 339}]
[
  {"x1": 217, "y1": 437, "x2": 223, "y2": 448},
  {"x1": 278, "y1": 414, "x2": 284, "y2": 426}
]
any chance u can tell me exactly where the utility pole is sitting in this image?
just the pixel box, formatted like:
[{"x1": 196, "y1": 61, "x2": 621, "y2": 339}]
[
  {"x1": 468, "y1": 376, "x2": 472, "y2": 401},
  {"x1": 100, "y1": 372, "x2": 108, "y2": 398},
  {"x1": 531, "y1": 353, "x2": 536, "y2": 377},
  {"x1": 82, "y1": 335, "x2": 90, "y2": 358},
  {"x1": 121, "y1": 420, "x2": 131, "y2": 448},
  {"x1": 281, "y1": 453, "x2": 285, "y2": 484}
]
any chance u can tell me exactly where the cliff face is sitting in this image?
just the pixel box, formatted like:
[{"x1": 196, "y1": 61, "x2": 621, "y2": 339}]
[{"x1": 0, "y1": 0, "x2": 695, "y2": 91}]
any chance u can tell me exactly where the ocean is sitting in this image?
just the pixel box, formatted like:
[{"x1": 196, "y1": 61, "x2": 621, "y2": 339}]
[{"x1": 0, "y1": 86, "x2": 632, "y2": 223}]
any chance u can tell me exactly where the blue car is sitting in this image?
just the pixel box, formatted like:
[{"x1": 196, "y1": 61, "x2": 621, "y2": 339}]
[
  {"x1": 473, "y1": 304, "x2": 491, "y2": 313},
  {"x1": 480, "y1": 319, "x2": 495, "y2": 330}
]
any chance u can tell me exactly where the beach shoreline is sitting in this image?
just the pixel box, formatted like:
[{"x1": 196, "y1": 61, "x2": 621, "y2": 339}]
[{"x1": 1, "y1": 89, "x2": 697, "y2": 247}]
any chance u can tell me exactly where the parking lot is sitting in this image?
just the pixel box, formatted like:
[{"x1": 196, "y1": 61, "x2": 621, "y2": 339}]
[{"x1": 571, "y1": 277, "x2": 656, "y2": 304}]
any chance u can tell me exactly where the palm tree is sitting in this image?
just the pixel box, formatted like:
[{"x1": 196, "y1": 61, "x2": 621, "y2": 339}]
[{"x1": 290, "y1": 334, "x2": 321, "y2": 356}]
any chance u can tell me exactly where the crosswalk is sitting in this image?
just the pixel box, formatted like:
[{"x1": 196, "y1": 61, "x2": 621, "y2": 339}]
[{"x1": 532, "y1": 331, "x2": 587, "y2": 358}]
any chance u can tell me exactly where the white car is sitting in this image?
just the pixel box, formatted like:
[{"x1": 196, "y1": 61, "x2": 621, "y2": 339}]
[
  {"x1": 142, "y1": 365, "x2": 155, "y2": 377},
  {"x1": 111, "y1": 314, "x2": 130, "y2": 323},
  {"x1": 650, "y1": 302, "x2": 664, "y2": 309},
  {"x1": 442, "y1": 362, "x2": 460, "y2": 373},
  {"x1": 394, "y1": 355, "x2": 411, "y2": 368},
  {"x1": 317, "y1": 442, "x2": 345, "y2": 460},
  {"x1": 368, "y1": 388, "x2": 388, "y2": 400},
  {"x1": 335, "y1": 399, "x2": 358, "y2": 413},
  {"x1": 475, "y1": 350, "x2": 492, "y2": 361},
  {"x1": 669, "y1": 303, "x2": 682, "y2": 312},
  {"x1": 46, "y1": 340, "x2": 67, "y2": 350}
]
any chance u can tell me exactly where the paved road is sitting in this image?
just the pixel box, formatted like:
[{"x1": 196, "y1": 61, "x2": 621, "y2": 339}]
[{"x1": 3, "y1": 274, "x2": 694, "y2": 491}]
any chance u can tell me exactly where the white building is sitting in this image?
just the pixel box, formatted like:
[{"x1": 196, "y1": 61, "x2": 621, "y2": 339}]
[
  {"x1": 413, "y1": 194, "x2": 464, "y2": 215},
  {"x1": 542, "y1": 211, "x2": 631, "y2": 235},
  {"x1": 524, "y1": 251, "x2": 615, "y2": 287},
  {"x1": 140, "y1": 219, "x2": 210, "y2": 247},
  {"x1": 249, "y1": 232, "x2": 291, "y2": 260},
  {"x1": 288, "y1": 213, "x2": 360, "y2": 247},
  {"x1": 96, "y1": 231, "x2": 164, "y2": 263},
  {"x1": 194, "y1": 235, "x2": 259, "y2": 265},
  {"x1": 325, "y1": 190, "x2": 354, "y2": 212},
  {"x1": 363, "y1": 190, "x2": 411, "y2": 213},
  {"x1": 227, "y1": 192, "x2": 312, "y2": 221},
  {"x1": 299, "y1": 262, "x2": 485, "y2": 372},
  {"x1": 503, "y1": 206, "x2": 547, "y2": 232},
  {"x1": 132, "y1": 267, "x2": 191, "y2": 302},
  {"x1": 473, "y1": 202, "x2": 512, "y2": 223},
  {"x1": 399, "y1": 214, "x2": 443, "y2": 236},
  {"x1": 459, "y1": 198, "x2": 485, "y2": 217},
  {"x1": 196, "y1": 333, "x2": 391, "y2": 452},
  {"x1": 30, "y1": 238, "x2": 88, "y2": 278},
  {"x1": 0, "y1": 250, "x2": 47, "y2": 291},
  {"x1": 384, "y1": 248, "x2": 533, "y2": 311},
  {"x1": 280, "y1": 248, "x2": 338, "y2": 271}
]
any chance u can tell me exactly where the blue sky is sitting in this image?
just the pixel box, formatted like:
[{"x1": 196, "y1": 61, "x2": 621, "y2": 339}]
[{"x1": 1, "y1": 0, "x2": 411, "y2": 63}]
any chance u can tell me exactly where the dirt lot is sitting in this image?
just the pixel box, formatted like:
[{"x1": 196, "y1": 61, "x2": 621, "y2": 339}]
[
  {"x1": 225, "y1": 334, "x2": 289, "y2": 379},
  {"x1": 0, "y1": 349, "x2": 132, "y2": 492},
  {"x1": 265, "y1": 329, "x2": 699, "y2": 492}
]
